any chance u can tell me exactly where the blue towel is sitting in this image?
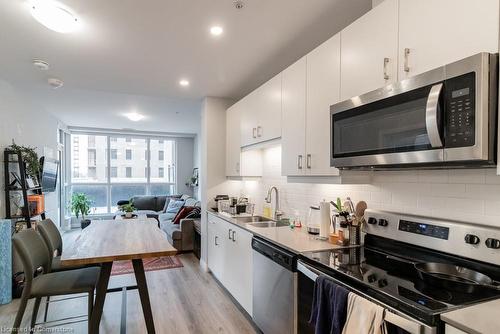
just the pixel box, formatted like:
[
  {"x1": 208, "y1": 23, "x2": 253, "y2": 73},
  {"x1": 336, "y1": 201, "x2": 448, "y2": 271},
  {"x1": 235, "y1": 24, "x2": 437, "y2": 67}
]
[{"x1": 309, "y1": 275, "x2": 349, "y2": 334}]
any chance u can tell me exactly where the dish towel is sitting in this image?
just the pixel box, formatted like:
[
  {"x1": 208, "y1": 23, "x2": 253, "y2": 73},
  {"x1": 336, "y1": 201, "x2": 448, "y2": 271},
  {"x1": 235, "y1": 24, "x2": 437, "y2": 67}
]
[
  {"x1": 309, "y1": 275, "x2": 349, "y2": 334},
  {"x1": 342, "y1": 293, "x2": 386, "y2": 334}
]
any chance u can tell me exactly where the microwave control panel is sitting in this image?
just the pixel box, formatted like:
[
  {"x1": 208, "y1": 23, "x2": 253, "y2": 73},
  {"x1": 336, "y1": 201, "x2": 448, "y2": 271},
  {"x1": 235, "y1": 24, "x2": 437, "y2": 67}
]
[{"x1": 444, "y1": 72, "x2": 475, "y2": 148}]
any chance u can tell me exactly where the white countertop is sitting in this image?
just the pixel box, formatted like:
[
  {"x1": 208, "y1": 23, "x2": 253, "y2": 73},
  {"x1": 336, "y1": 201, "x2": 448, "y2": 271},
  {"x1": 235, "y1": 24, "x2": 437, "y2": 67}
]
[
  {"x1": 208, "y1": 211, "x2": 350, "y2": 253},
  {"x1": 442, "y1": 299, "x2": 500, "y2": 334}
]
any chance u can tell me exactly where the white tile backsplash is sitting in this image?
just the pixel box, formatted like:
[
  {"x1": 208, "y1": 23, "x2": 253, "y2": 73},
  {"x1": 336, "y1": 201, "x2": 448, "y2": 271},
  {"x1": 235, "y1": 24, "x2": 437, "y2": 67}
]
[{"x1": 228, "y1": 146, "x2": 500, "y2": 227}]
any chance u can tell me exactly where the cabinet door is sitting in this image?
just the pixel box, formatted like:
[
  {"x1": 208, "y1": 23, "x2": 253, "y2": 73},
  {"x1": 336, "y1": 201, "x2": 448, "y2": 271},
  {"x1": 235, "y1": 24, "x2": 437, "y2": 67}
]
[
  {"x1": 225, "y1": 225, "x2": 253, "y2": 316},
  {"x1": 306, "y1": 34, "x2": 341, "y2": 176},
  {"x1": 207, "y1": 216, "x2": 225, "y2": 281},
  {"x1": 256, "y1": 73, "x2": 282, "y2": 142},
  {"x1": 281, "y1": 57, "x2": 307, "y2": 176},
  {"x1": 226, "y1": 104, "x2": 241, "y2": 177},
  {"x1": 340, "y1": 0, "x2": 398, "y2": 101},
  {"x1": 399, "y1": 0, "x2": 499, "y2": 79},
  {"x1": 240, "y1": 95, "x2": 258, "y2": 147}
]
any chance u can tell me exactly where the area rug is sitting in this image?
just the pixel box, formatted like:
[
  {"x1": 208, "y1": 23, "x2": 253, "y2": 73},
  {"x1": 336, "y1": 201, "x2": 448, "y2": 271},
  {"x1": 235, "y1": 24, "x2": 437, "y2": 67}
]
[{"x1": 111, "y1": 256, "x2": 183, "y2": 276}]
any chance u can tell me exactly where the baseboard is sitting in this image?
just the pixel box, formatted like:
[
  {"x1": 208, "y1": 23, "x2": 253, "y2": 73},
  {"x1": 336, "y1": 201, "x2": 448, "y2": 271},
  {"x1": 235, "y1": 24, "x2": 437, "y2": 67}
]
[{"x1": 199, "y1": 259, "x2": 209, "y2": 272}]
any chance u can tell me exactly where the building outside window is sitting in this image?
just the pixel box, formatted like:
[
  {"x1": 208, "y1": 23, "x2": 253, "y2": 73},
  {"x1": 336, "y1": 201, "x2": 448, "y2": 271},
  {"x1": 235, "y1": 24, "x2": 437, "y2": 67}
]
[
  {"x1": 88, "y1": 135, "x2": 96, "y2": 147},
  {"x1": 158, "y1": 150, "x2": 164, "y2": 161},
  {"x1": 68, "y1": 133, "x2": 176, "y2": 214}
]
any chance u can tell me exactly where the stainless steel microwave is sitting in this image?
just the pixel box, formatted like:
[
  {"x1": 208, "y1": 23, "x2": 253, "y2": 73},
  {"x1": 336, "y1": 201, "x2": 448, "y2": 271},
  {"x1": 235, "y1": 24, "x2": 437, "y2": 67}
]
[{"x1": 330, "y1": 53, "x2": 498, "y2": 169}]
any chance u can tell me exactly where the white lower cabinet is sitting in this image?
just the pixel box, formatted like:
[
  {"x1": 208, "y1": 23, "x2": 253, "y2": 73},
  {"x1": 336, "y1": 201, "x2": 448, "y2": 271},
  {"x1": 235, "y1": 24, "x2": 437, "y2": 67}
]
[{"x1": 207, "y1": 214, "x2": 253, "y2": 316}]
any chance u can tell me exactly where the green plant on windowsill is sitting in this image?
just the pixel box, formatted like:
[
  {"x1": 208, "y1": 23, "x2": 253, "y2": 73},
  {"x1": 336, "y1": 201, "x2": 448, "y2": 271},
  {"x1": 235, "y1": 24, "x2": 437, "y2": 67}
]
[
  {"x1": 119, "y1": 203, "x2": 136, "y2": 218},
  {"x1": 70, "y1": 193, "x2": 93, "y2": 229}
]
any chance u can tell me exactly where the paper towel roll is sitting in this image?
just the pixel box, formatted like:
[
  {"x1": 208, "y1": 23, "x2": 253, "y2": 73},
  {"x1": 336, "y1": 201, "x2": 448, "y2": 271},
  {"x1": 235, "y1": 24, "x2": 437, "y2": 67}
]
[{"x1": 319, "y1": 200, "x2": 331, "y2": 238}]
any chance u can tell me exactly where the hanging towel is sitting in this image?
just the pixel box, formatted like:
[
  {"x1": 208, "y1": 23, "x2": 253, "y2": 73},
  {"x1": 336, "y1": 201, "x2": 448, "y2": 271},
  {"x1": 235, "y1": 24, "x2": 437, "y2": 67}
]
[
  {"x1": 309, "y1": 275, "x2": 349, "y2": 334},
  {"x1": 342, "y1": 293, "x2": 386, "y2": 334}
]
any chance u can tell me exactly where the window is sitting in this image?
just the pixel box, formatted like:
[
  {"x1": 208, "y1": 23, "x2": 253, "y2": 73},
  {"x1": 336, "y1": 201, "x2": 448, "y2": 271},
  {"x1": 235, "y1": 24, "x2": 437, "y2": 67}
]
[{"x1": 69, "y1": 133, "x2": 176, "y2": 214}]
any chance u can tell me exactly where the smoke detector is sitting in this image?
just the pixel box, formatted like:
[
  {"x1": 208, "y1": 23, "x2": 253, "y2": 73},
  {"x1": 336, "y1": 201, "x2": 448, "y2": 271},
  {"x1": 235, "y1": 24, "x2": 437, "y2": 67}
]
[
  {"x1": 32, "y1": 59, "x2": 50, "y2": 70},
  {"x1": 48, "y1": 77, "x2": 64, "y2": 89},
  {"x1": 234, "y1": 0, "x2": 244, "y2": 9}
]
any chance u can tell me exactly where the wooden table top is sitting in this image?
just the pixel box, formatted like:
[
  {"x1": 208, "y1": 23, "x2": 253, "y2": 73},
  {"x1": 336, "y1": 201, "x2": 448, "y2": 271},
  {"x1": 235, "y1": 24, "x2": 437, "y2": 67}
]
[{"x1": 61, "y1": 219, "x2": 177, "y2": 266}]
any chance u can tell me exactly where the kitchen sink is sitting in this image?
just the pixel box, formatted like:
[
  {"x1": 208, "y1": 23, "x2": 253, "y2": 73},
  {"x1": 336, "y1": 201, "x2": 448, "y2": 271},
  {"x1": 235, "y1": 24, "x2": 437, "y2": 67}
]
[
  {"x1": 234, "y1": 216, "x2": 275, "y2": 223},
  {"x1": 247, "y1": 221, "x2": 290, "y2": 228}
]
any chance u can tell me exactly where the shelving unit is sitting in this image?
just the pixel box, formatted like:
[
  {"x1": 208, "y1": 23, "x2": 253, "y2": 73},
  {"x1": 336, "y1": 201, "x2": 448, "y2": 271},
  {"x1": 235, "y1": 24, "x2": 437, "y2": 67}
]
[{"x1": 3, "y1": 149, "x2": 45, "y2": 229}]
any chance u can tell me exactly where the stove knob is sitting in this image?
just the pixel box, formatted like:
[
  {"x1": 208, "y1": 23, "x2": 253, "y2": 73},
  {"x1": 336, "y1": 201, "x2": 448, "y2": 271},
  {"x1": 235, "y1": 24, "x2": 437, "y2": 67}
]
[
  {"x1": 464, "y1": 234, "x2": 480, "y2": 245},
  {"x1": 378, "y1": 219, "x2": 389, "y2": 227},
  {"x1": 367, "y1": 217, "x2": 377, "y2": 225},
  {"x1": 485, "y1": 238, "x2": 500, "y2": 249}
]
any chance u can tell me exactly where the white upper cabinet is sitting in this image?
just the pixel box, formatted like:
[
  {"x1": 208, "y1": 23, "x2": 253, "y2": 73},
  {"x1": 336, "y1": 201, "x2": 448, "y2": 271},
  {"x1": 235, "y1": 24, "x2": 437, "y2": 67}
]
[
  {"x1": 306, "y1": 34, "x2": 341, "y2": 176},
  {"x1": 340, "y1": 0, "x2": 399, "y2": 101},
  {"x1": 226, "y1": 103, "x2": 263, "y2": 177},
  {"x1": 281, "y1": 57, "x2": 307, "y2": 176},
  {"x1": 398, "y1": 0, "x2": 499, "y2": 79},
  {"x1": 240, "y1": 73, "x2": 282, "y2": 147}
]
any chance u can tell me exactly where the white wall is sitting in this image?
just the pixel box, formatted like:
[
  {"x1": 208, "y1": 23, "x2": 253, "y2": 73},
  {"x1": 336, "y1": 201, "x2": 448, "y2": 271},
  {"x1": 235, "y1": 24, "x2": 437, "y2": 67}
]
[
  {"x1": 199, "y1": 97, "x2": 236, "y2": 268},
  {"x1": 233, "y1": 145, "x2": 500, "y2": 228},
  {"x1": 0, "y1": 79, "x2": 61, "y2": 225}
]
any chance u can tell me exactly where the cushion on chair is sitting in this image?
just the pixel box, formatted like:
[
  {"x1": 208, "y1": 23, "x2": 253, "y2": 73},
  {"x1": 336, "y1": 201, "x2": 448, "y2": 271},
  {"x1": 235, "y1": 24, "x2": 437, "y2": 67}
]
[
  {"x1": 172, "y1": 206, "x2": 195, "y2": 224},
  {"x1": 165, "y1": 200, "x2": 184, "y2": 214},
  {"x1": 161, "y1": 195, "x2": 182, "y2": 213},
  {"x1": 31, "y1": 267, "x2": 100, "y2": 297}
]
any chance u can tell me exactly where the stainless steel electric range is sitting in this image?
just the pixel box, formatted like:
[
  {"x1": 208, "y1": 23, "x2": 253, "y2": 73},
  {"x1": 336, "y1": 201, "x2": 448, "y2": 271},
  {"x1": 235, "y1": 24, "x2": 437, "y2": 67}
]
[{"x1": 297, "y1": 210, "x2": 500, "y2": 334}]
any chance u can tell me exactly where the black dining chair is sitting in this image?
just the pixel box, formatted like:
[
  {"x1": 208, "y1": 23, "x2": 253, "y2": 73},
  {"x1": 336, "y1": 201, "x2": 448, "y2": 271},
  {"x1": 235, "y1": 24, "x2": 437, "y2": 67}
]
[{"x1": 12, "y1": 229, "x2": 100, "y2": 333}]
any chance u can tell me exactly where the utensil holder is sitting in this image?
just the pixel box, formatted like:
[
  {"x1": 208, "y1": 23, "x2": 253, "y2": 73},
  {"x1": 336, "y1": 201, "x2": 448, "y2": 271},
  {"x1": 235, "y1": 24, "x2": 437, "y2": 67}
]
[{"x1": 349, "y1": 224, "x2": 361, "y2": 246}]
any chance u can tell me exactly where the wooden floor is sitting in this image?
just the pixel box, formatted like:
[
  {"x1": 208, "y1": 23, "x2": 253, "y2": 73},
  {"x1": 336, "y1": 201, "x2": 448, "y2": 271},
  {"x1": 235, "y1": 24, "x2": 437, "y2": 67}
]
[{"x1": 0, "y1": 231, "x2": 258, "y2": 334}]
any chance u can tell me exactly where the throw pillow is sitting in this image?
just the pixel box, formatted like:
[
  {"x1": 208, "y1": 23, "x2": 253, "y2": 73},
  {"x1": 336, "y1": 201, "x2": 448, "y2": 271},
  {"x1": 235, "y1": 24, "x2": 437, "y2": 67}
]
[
  {"x1": 185, "y1": 206, "x2": 201, "y2": 219},
  {"x1": 173, "y1": 206, "x2": 195, "y2": 224},
  {"x1": 165, "y1": 199, "x2": 185, "y2": 214},
  {"x1": 162, "y1": 195, "x2": 182, "y2": 213}
]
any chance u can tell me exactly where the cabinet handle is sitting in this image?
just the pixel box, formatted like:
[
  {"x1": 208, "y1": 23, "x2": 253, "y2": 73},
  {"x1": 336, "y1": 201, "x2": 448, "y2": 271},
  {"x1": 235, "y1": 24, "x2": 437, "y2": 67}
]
[
  {"x1": 404, "y1": 48, "x2": 410, "y2": 73},
  {"x1": 232, "y1": 231, "x2": 236, "y2": 242},
  {"x1": 252, "y1": 128, "x2": 257, "y2": 138},
  {"x1": 236, "y1": 162, "x2": 240, "y2": 173},
  {"x1": 228, "y1": 228, "x2": 232, "y2": 240},
  {"x1": 215, "y1": 236, "x2": 219, "y2": 246},
  {"x1": 298, "y1": 155, "x2": 303, "y2": 169},
  {"x1": 383, "y1": 57, "x2": 390, "y2": 80},
  {"x1": 306, "y1": 154, "x2": 311, "y2": 169},
  {"x1": 257, "y1": 126, "x2": 262, "y2": 137}
]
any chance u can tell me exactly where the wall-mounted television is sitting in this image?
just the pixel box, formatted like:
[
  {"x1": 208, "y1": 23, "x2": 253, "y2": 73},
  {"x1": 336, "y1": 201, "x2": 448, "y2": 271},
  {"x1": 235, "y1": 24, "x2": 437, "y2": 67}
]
[{"x1": 40, "y1": 157, "x2": 59, "y2": 193}]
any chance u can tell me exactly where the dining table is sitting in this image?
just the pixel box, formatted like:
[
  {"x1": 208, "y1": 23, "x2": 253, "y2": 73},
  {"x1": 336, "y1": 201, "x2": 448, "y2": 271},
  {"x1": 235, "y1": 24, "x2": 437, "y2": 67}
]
[{"x1": 60, "y1": 218, "x2": 177, "y2": 334}]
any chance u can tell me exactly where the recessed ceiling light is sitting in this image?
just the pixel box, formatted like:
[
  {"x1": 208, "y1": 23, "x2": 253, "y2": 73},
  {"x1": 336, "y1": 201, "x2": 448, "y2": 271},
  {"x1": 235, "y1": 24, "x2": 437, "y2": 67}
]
[
  {"x1": 33, "y1": 59, "x2": 50, "y2": 70},
  {"x1": 29, "y1": 0, "x2": 80, "y2": 33},
  {"x1": 47, "y1": 77, "x2": 64, "y2": 89},
  {"x1": 125, "y1": 112, "x2": 145, "y2": 122},
  {"x1": 210, "y1": 26, "x2": 223, "y2": 36},
  {"x1": 179, "y1": 79, "x2": 190, "y2": 87}
]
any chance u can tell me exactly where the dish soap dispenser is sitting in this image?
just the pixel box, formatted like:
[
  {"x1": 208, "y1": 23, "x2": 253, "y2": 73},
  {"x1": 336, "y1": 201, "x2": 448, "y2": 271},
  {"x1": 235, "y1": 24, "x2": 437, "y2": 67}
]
[{"x1": 263, "y1": 202, "x2": 272, "y2": 219}]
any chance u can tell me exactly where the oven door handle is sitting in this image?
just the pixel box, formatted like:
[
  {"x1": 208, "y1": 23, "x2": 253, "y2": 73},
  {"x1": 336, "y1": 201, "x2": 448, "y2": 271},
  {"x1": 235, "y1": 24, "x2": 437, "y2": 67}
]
[
  {"x1": 425, "y1": 83, "x2": 444, "y2": 148},
  {"x1": 297, "y1": 262, "x2": 319, "y2": 281},
  {"x1": 385, "y1": 311, "x2": 424, "y2": 334}
]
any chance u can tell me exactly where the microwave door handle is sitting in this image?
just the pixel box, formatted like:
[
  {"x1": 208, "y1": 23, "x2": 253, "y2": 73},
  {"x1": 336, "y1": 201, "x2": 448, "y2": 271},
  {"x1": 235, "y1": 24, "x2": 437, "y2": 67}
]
[
  {"x1": 384, "y1": 311, "x2": 423, "y2": 334},
  {"x1": 425, "y1": 83, "x2": 444, "y2": 148}
]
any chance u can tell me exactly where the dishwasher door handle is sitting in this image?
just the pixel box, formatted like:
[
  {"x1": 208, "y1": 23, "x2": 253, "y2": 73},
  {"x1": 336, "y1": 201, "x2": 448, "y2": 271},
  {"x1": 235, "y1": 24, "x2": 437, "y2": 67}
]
[{"x1": 297, "y1": 262, "x2": 318, "y2": 281}]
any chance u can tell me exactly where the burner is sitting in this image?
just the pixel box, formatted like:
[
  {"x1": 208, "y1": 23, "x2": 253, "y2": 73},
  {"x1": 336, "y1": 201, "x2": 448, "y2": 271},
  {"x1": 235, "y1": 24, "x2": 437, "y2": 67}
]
[{"x1": 414, "y1": 279, "x2": 455, "y2": 303}]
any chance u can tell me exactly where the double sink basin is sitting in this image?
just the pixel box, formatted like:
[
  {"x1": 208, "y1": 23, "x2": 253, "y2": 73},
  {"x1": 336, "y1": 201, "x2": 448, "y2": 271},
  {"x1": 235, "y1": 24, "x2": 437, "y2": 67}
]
[{"x1": 234, "y1": 215, "x2": 289, "y2": 228}]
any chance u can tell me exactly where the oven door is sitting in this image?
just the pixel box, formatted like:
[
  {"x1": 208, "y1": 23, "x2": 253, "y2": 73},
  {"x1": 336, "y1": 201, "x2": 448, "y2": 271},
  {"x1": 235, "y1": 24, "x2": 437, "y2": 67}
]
[
  {"x1": 331, "y1": 76, "x2": 445, "y2": 169},
  {"x1": 297, "y1": 261, "x2": 438, "y2": 334}
]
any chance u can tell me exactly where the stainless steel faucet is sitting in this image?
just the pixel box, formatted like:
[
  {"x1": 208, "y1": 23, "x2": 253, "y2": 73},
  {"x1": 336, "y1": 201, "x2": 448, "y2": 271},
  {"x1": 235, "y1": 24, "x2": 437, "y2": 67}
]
[{"x1": 265, "y1": 186, "x2": 283, "y2": 221}]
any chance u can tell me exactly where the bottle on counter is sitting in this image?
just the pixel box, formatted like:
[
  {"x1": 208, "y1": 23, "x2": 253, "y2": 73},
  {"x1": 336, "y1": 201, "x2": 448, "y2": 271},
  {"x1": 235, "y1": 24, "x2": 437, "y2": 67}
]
[
  {"x1": 293, "y1": 210, "x2": 302, "y2": 228},
  {"x1": 263, "y1": 203, "x2": 272, "y2": 219}
]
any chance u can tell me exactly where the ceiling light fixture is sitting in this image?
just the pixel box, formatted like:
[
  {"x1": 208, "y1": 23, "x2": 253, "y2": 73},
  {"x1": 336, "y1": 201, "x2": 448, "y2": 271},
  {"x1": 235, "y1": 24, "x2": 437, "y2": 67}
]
[
  {"x1": 210, "y1": 26, "x2": 223, "y2": 36},
  {"x1": 47, "y1": 77, "x2": 64, "y2": 89},
  {"x1": 29, "y1": 0, "x2": 80, "y2": 33},
  {"x1": 32, "y1": 59, "x2": 50, "y2": 70},
  {"x1": 125, "y1": 112, "x2": 145, "y2": 122},
  {"x1": 179, "y1": 79, "x2": 190, "y2": 87}
]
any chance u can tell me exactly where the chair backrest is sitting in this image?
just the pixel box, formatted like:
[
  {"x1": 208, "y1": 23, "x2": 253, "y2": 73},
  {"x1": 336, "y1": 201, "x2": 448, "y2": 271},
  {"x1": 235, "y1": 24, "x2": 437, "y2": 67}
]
[
  {"x1": 37, "y1": 219, "x2": 63, "y2": 256},
  {"x1": 12, "y1": 229, "x2": 51, "y2": 283}
]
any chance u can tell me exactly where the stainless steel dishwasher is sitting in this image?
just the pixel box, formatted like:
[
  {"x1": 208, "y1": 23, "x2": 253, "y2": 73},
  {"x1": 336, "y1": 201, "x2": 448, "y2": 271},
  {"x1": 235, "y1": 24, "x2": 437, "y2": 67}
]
[{"x1": 252, "y1": 237, "x2": 297, "y2": 334}]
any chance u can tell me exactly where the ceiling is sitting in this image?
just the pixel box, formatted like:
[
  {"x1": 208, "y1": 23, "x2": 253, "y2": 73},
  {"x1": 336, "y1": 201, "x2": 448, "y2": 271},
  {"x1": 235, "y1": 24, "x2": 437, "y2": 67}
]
[{"x1": 0, "y1": 0, "x2": 371, "y2": 131}]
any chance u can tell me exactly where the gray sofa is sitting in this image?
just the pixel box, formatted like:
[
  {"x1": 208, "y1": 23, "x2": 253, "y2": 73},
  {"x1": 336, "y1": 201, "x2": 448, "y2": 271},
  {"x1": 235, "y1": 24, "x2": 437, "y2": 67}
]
[{"x1": 117, "y1": 194, "x2": 200, "y2": 251}]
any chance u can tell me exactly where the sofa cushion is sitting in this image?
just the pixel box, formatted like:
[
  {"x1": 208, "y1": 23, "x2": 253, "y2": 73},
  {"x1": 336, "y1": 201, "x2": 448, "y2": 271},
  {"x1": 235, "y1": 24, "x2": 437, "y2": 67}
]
[
  {"x1": 184, "y1": 198, "x2": 199, "y2": 207},
  {"x1": 161, "y1": 195, "x2": 182, "y2": 213},
  {"x1": 162, "y1": 222, "x2": 182, "y2": 240},
  {"x1": 180, "y1": 194, "x2": 190, "y2": 201},
  {"x1": 165, "y1": 199, "x2": 184, "y2": 214},
  {"x1": 172, "y1": 206, "x2": 195, "y2": 224},
  {"x1": 158, "y1": 212, "x2": 176, "y2": 223},
  {"x1": 131, "y1": 196, "x2": 157, "y2": 211},
  {"x1": 185, "y1": 206, "x2": 201, "y2": 219}
]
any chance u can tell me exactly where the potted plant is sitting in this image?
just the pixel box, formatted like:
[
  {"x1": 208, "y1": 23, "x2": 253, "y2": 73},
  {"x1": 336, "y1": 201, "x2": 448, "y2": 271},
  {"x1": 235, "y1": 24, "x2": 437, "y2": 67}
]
[
  {"x1": 119, "y1": 203, "x2": 136, "y2": 219},
  {"x1": 70, "y1": 193, "x2": 93, "y2": 229},
  {"x1": 8, "y1": 141, "x2": 41, "y2": 181}
]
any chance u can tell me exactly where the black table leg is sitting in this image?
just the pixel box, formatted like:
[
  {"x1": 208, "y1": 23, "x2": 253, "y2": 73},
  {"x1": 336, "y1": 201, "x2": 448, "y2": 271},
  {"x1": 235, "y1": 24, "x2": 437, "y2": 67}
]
[
  {"x1": 132, "y1": 259, "x2": 156, "y2": 334},
  {"x1": 89, "y1": 262, "x2": 112, "y2": 334}
]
